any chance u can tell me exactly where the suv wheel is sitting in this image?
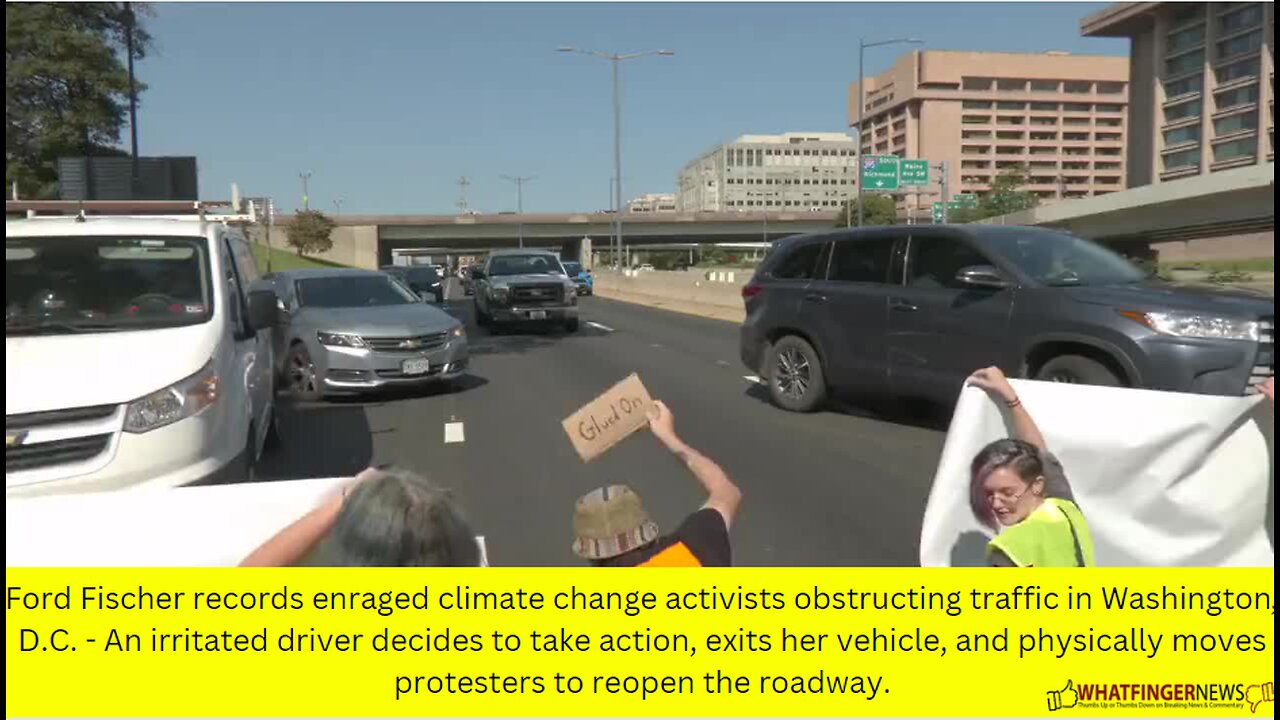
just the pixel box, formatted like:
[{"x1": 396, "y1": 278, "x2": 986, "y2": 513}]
[
  {"x1": 474, "y1": 302, "x2": 491, "y2": 327},
  {"x1": 1036, "y1": 354, "x2": 1122, "y2": 387},
  {"x1": 766, "y1": 336, "x2": 827, "y2": 412}
]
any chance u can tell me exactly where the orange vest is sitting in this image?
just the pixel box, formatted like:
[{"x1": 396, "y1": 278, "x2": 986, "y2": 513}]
[{"x1": 638, "y1": 542, "x2": 703, "y2": 567}]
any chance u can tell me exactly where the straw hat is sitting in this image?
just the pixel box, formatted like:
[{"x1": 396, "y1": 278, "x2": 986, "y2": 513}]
[{"x1": 571, "y1": 485, "x2": 660, "y2": 560}]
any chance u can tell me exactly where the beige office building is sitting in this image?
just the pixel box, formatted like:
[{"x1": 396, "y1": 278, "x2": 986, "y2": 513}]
[
  {"x1": 848, "y1": 50, "x2": 1130, "y2": 209},
  {"x1": 1082, "y1": 2, "x2": 1274, "y2": 188}
]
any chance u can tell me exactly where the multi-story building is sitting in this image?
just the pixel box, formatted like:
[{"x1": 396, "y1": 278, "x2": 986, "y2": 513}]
[
  {"x1": 676, "y1": 132, "x2": 859, "y2": 212},
  {"x1": 848, "y1": 50, "x2": 1130, "y2": 208},
  {"x1": 1082, "y1": 2, "x2": 1274, "y2": 188},
  {"x1": 626, "y1": 193, "x2": 677, "y2": 213}
]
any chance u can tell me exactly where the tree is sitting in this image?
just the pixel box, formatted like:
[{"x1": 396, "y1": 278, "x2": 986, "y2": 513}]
[
  {"x1": 7, "y1": 3, "x2": 153, "y2": 198},
  {"x1": 833, "y1": 194, "x2": 898, "y2": 228},
  {"x1": 948, "y1": 166, "x2": 1040, "y2": 224},
  {"x1": 286, "y1": 210, "x2": 337, "y2": 256}
]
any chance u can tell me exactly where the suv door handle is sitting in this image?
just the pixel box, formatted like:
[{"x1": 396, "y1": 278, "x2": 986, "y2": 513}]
[
  {"x1": 890, "y1": 298, "x2": 919, "y2": 312},
  {"x1": 803, "y1": 292, "x2": 827, "y2": 303}
]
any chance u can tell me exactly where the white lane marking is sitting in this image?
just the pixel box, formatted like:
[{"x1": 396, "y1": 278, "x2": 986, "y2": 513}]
[
  {"x1": 475, "y1": 535, "x2": 490, "y2": 567},
  {"x1": 744, "y1": 375, "x2": 763, "y2": 384},
  {"x1": 716, "y1": 360, "x2": 730, "y2": 367},
  {"x1": 444, "y1": 422, "x2": 466, "y2": 444},
  {"x1": 651, "y1": 343, "x2": 664, "y2": 349},
  {"x1": 586, "y1": 321, "x2": 614, "y2": 332}
]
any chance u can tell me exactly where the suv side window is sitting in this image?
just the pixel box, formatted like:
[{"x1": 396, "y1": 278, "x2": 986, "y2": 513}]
[
  {"x1": 828, "y1": 237, "x2": 897, "y2": 284},
  {"x1": 770, "y1": 241, "x2": 825, "y2": 280},
  {"x1": 906, "y1": 235, "x2": 993, "y2": 290}
]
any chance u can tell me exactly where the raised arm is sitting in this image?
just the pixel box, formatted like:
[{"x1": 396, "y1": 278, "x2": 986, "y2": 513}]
[
  {"x1": 967, "y1": 367, "x2": 1049, "y2": 452},
  {"x1": 647, "y1": 400, "x2": 743, "y2": 530},
  {"x1": 239, "y1": 469, "x2": 377, "y2": 567}
]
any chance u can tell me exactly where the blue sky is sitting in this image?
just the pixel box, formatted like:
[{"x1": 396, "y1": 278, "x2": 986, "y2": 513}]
[{"x1": 135, "y1": 2, "x2": 1126, "y2": 214}]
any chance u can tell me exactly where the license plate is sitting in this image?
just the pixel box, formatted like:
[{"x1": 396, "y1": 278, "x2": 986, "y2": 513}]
[
  {"x1": 529, "y1": 310, "x2": 548, "y2": 320},
  {"x1": 401, "y1": 358, "x2": 430, "y2": 375}
]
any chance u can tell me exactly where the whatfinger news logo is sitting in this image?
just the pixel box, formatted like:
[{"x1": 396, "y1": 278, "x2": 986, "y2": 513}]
[{"x1": 1047, "y1": 680, "x2": 1273, "y2": 713}]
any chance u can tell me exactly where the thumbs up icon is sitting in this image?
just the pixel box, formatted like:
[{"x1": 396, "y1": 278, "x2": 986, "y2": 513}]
[
  {"x1": 1245, "y1": 682, "x2": 1272, "y2": 714},
  {"x1": 1047, "y1": 680, "x2": 1079, "y2": 712}
]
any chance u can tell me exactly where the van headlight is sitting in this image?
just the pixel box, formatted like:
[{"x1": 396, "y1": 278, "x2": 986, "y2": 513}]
[
  {"x1": 317, "y1": 331, "x2": 367, "y2": 348},
  {"x1": 450, "y1": 324, "x2": 466, "y2": 339},
  {"x1": 124, "y1": 362, "x2": 220, "y2": 434},
  {"x1": 1121, "y1": 310, "x2": 1260, "y2": 341},
  {"x1": 489, "y1": 287, "x2": 510, "y2": 304}
]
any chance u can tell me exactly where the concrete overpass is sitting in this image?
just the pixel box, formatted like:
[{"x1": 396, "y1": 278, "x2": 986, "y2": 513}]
[
  {"x1": 249, "y1": 210, "x2": 840, "y2": 269},
  {"x1": 978, "y1": 162, "x2": 1274, "y2": 262}
]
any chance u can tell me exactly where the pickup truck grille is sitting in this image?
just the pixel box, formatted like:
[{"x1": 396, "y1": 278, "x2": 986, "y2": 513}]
[
  {"x1": 1248, "y1": 317, "x2": 1274, "y2": 393},
  {"x1": 362, "y1": 332, "x2": 449, "y2": 353},
  {"x1": 7, "y1": 434, "x2": 112, "y2": 472},
  {"x1": 510, "y1": 284, "x2": 564, "y2": 306}
]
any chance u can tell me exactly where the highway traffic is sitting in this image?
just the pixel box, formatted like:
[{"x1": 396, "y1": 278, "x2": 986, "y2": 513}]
[{"x1": 255, "y1": 277, "x2": 946, "y2": 567}]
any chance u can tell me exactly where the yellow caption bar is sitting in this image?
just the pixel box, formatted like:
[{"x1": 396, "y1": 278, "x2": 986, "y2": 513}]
[{"x1": 5, "y1": 568, "x2": 1275, "y2": 717}]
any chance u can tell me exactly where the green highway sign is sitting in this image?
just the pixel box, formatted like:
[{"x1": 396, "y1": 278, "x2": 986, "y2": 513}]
[
  {"x1": 954, "y1": 193, "x2": 979, "y2": 207},
  {"x1": 861, "y1": 155, "x2": 901, "y2": 191},
  {"x1": 899, "y1": 160, "x2": 930, "y2": 186},
  {"x1": 932, "y1": 200, "x2": 969, "y2": 223}
]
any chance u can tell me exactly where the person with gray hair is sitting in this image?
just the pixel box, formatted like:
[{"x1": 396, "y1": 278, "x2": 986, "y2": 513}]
[{"x1": 241, "y1": 467, "x2": 480, "y2": 567}]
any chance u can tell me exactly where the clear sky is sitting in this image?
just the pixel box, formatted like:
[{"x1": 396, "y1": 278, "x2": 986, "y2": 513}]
[{"x1": 135, "y1": 2, "x2": 1126, "y2": 214}]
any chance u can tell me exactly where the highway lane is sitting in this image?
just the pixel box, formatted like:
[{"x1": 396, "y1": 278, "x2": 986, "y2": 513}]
[{"x1": 258, "y1": 279, "x2": 948, "y2": 566}]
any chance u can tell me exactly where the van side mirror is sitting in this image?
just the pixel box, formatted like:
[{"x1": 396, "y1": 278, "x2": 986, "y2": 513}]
[
  {"x1": 956, "y1": 265, "x2": 1009, "y2": 289},
  {"x1": 471, "y1": 268, "x2": 486, "y2": 280},
  {"x1": 247, "y1": 290, "x2": 280, "y2": 330}
]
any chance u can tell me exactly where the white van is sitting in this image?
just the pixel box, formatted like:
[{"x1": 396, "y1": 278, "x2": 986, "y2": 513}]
[{"x1": 6, "y1": 214, "x2": 281, "y2": 497}]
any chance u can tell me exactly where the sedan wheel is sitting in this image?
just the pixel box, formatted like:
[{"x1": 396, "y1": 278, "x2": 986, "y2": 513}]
[{"x1": 285, "y1": 344, "x2": 323, "y2": 402}]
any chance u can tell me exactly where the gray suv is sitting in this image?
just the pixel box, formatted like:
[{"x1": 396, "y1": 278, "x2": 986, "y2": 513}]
[
  {"x1": 472, "y1": 249, "x2": 579, "y2": 332},
  {"x1": 741, "y1": 225, "x2": 1273, "y2": 412}
]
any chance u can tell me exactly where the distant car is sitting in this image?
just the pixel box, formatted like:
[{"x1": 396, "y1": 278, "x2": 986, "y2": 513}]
[
  {"x1": 265, "y1": 269, "x2": 468, "y2": 400},
  {"x1": 381, "y1": 265, "x2": 444, "y2": 304},
  {"x1": 472, "y1": 250, "x2": 578, "y2": 333},
  {"x1": 462, "y1": 264, "x2": 482, "y2": 296},
  {"x1": 562, "y1": 261, "x2": 594, "y2": 296},
  {"x1": 638, "y1": 264, "x2": 656, "y2": 272}
]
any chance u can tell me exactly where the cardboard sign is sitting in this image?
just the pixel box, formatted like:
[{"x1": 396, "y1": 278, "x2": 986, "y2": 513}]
[{"x1": 562, "y1": 373, "x2": 655, "y2": 462}]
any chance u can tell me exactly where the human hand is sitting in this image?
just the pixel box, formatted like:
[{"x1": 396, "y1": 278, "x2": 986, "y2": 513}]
[
  {"x1": 646, "y1": 400, "x2": 678, "y2": 444},
  {"x1": 326, "y1": 466, "x2": 384, "y2": 505},
  {"x1": 967, "y1": 366, "x2": 1019, "y2": 405},
  {"x1": 1257, "y1": 377, "x2": 1274, "y2": 404}
]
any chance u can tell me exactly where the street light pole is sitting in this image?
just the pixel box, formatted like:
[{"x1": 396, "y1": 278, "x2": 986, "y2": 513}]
[
  {"x1": 558, "y1": 46, "x2": 675, "y2": 270},
  {"x1": 299, "y1": 172, "x2": 312, "y2": 211},
  {"x1": 854, "y1": 37, "x2": 923, "y2": 228},
  {"x1": 502, "y1": 175, "x2": 535, "y2": 248}
]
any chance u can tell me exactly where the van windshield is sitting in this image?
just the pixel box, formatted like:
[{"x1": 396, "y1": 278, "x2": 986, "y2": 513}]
[
  {"x1": 982, "y1": 230, "x2": 1146, "y2": 287},
  {"x1": 6, "y1": 236, "x2": 212, "y2": 336}
]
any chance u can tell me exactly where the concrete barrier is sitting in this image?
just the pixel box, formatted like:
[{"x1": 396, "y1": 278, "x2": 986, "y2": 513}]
[{"x1": 594, "y1": 269, "x2": 749, "y2": 313}]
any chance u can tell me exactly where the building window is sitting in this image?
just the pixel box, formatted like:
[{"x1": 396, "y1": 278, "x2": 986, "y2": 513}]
[
  {"x1": 1164, "y1": 125, "x2": 1201, "y2": 146},
  {"x1": 1214, "y1": 84, "x2": 1259, "y2": 111},
  {"x1": 1216, "y1": 30, "x2": 1262, "y2": 60},
  {"x1": 1030, "y1": 102, "x2": 1060, "y2": 111},
  {"x1": 996, "y1": 146, "x2": 1025, "y2": 155},
  {"x1": 962, "y1": 100, "x2": 994, "y2": 109},
  {"x1": 1215, "y1": 58, "x2": 1260, "y2": 84},
  {"x1": 1064, "y1": 103, "x2": 1091, "y2": 112},
  {"x1": 997, "y1": 116, "x2": 1025, "y2": 125},
  {"x1": 1165, "y1": 50, "x2": 1204, "y2": 77},
  {"x1": 997, "y1": 101, "x2": 1026, "y2": 110},
  {"x1": 1171, "y1": 3, "x2": 1204, "y2": 26},
  {"x1": 1162, "y1": 147, "x2": 1201, "y2": 171},
  {"x1": 1030, "y1": 132, "x2": 1058, "y2": 141},
  {"x1": 1064, "y1": 132, "x2": 1090, "y2": 141},
  {"x1": 962, "y1": 145, "x2": 991, "y2": 154},
  {"x1": 962, "y1": 115, "x2": 992, "y2": 125},
  {"x1": 997, "y1": 79, "x2": 1027, "y2": 92},
  {"x1": 1096, "y1": 147, "x2": 1122, "y2": 157},
  {"x1": 1164, "y1": 99, "x2": 1202, "y2": 122},
  {"x1": 1064, "y1": 81, "x2": 1093, "y2": 94},
  {"x1": 1164, "y1": 74, "x2": 1203, "y2": 99},
  {"x1": 1096, "y1": 104, "x2": 1124, "y2": 113},
  {"x1": 962, "y1": 130, "x2": 993, "y2": 139},
  {"x1": 1213, "y1": 112, "x2": 1258, "y2": 136},
  {"x1": 1213, "y1": 136, "x2": 1257, "y2": 162},
  {"x1": 1030, "y1": 80, "x2": 1060, "y2": 92},
  {"x1": 997, "y1": 130, "x2": 1025, "y2": 139},
  {"x1": 1166, "y1": 25, "x2": 1206, "y2": 53},
  {"x1": 963, "y1": 77, "x2": 994, "y2": 91},
  {"x1": 1063, "y1": 117, "x2": 1091, "y2": 126},
  {"x1": 1218, "y1": 4, "x2": 1263, "y2": 35},
  {"x1": 1097, "y1": 82, "x2": 1125, "y2": 94},
  {"x1": 1030, "y1": 117, "x2": 1058, "y2": 127},
  {"x1": 1096, "y1": 132, "x2": 1122, "y2": 142}
]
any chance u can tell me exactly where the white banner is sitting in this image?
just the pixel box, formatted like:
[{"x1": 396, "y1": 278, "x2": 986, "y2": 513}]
[
  {"x1": 921, "y1": 380, "x2": 1275, "y2": 567},
  {"x1": 5, "y1": 477, "x2": 490, "y2": 567}
]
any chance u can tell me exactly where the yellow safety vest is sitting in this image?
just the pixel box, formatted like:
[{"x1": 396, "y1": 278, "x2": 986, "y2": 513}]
[
  {"x1": 988, "y1": 498, "x2": 1096, "y2": 567},
  {"x1": 638, "y1": 542, "x2": 703, "y2": 567}
]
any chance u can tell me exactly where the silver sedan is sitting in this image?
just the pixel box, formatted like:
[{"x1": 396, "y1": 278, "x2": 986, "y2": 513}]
[{"x1": 263, "y1": 269, "x2": 469, "y2": 400}]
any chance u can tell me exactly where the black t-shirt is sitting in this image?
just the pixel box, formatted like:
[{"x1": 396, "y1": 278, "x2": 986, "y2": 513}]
[{"x1": 605, "y1": 509, "x2": 732, "y2": 567}]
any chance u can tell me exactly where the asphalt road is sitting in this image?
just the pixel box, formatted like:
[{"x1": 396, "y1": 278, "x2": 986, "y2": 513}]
[{"x1": 257, "y1": 278, "x2": 948, "y2": 566}]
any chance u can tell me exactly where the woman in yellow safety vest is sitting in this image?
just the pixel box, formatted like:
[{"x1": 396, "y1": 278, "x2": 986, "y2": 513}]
[{"x1": 966, "y1": 368, "x2": 1096, "y2": 568}]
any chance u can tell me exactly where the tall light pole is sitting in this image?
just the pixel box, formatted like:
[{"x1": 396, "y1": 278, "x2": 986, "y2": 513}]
[
  {"x1": 299, "y1": 171, "x2": 312, "y2": 211},
  {"x1": 333, "y1": 198, "x2": 343, "y2": 217},
  {"x1": 557, "y1": 46, "x2": 675, "y2": 271},
  {"x1": 502, "y1": 175, "x2": 535, "y2": 248},
  {"x1": 854, "y1": 37, "x2": 923, "y2": 228}
]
